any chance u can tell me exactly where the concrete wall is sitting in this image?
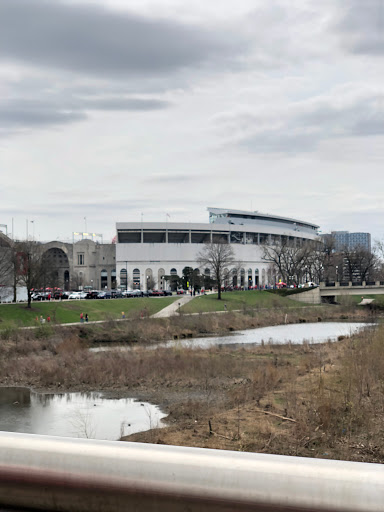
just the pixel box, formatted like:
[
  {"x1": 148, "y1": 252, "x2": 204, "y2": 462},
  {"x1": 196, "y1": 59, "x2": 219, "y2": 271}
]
[{"x1": 288, "y1": 288, "x2": 321, "y2": 304}]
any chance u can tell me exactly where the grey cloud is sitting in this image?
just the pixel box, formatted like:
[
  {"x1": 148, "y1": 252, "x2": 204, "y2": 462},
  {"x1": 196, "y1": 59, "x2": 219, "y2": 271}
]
[
  {"x1": 0, "y1": 101, "x2": 86, "y2": 128},
  {"x1": 0, "y1": 94, "x2": 170, "y2": 132},
  {"x1": 336, "y1": 0, "x2": 384, "y2": 55},
  {"x1": 215, "y1": 87, "x2": 384, "y2": 154},
  {"x1": 0, "y1": 0, "x2": 244, "y2": 76}
]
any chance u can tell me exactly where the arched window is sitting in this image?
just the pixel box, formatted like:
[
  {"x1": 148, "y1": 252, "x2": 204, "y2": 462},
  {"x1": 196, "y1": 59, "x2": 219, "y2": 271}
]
[
  {"x1": 100, "y1": 269, "x2": 108, "y2": 289},
  {"x1": 111, "y1": 269, "x2": 116, "y2": 289},
  {"x1": 247, "y1": 268, "x2": 252, "y2": 288},
  {"x1": 132, "y1": 268, "x2": 140, "y2": 289},
  {"x1": 232, "y1": 268, "x2": 238, "y2": 287},
  {"x1": 204, "y1": 268, "x2": 210, "y2": 276},
  {"x1": 158, "y1": 268, "x2": 165, "y2": 290},
  {"x1": 252, "y1": 268, "x2": 258, "y2": 287},
  {"x1": 145, "y1": 268, "x2": 154, "y2": 290},
  {"x1": 240, "y1": 268, "x2": 245, "y2": 287},
  {"x1": 64, "y1": 270, "x2": 70, "y2": 291},
  {"x1": 120, "y1": 269, "x2": 127, "y2": 289},
  {"x1": 170, "y1": 268, "x2": 177, "y2": 275}
]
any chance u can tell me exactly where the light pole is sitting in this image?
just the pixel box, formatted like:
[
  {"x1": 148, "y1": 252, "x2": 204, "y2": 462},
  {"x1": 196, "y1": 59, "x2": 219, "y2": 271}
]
[{"x1": 335, "y1": 266, "x2": 338, "y2": 283}]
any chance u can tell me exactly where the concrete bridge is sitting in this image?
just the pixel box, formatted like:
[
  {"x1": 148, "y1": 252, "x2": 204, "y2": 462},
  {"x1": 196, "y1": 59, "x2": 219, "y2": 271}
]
[{"x1": 291, "y1": 282, "x2": 384, "y2": 304}]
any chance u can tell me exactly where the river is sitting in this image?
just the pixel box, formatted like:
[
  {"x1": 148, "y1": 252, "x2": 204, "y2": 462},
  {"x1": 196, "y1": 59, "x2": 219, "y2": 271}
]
[{"x1": 0, "y1": 387, "x2": 167, "y2": 441}]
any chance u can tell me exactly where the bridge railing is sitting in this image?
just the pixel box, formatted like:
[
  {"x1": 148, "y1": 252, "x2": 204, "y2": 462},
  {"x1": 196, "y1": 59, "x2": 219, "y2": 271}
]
[
  {"x1": 1, "y1": 431, "x2": 384, "y2": 511},
  {"x1": 320, "y1": 281, "x2": 384, "y2": 288}
]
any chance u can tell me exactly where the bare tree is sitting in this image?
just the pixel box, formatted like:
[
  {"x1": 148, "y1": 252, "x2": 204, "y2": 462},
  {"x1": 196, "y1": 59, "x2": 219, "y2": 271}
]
[
  {"x1": 303, "y1": 236, "x2": 336, "y2": 284},
  {"x1": 0, "y1": 246, "x2": 13, "y2": 300},
  {"x1": 14, "y1": 241, "x2": 47, "y2": 308},
  {"x1": 262, "y1": 237, "x2": 311, "y2": 285},
  {"x1": 340, "y1": 244, "x2": 377, "y2": 283},
  {"x1": 196, "y1": 242, "x2": 235, "y2": 300},
  {"x1": 146, "y1": 275, "x2": 156, "y2": 290}
]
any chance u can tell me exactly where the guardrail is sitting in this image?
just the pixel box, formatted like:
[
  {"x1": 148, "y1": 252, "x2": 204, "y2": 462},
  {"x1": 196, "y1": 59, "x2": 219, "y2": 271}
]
[
  {"x1": 320, "y1": 281, "x2": 384, "y2": 288},
  {"x1": 0, "y1": 432, "x2": 384, "y2": 511}
]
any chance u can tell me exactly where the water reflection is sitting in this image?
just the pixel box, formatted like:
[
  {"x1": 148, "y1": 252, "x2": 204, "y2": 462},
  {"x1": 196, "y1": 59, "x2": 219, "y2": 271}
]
[
  {"x1": 0, "y1": 387, "x2": 166, "y2": 441},
  {"x1": 174, "y1": 322, "x2": 375, "y2": 349},
  {"x1": 91, "y1": 322, "x2": 375, "y2": 352}
]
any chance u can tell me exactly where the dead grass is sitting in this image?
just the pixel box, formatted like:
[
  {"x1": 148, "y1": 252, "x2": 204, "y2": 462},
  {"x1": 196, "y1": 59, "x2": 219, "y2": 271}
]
[{"x1": 0, "y1": 305, "x2": 383, "y2": 462}]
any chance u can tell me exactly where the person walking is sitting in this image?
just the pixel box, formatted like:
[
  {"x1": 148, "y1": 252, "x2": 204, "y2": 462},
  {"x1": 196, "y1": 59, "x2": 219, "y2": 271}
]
[
  {"x1": 80, "y1": 312, "x2": 84, "y2": 323},
  {"x1": 85, "y1": 313, "x2": 88, "y2": 323},
  {"x1": 121, "y1": 311, "x2": 125, "y2": 319}
]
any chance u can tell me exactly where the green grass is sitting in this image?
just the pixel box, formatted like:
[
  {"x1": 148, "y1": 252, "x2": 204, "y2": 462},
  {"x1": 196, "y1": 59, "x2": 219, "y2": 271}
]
[
  {"x1": 0, "y1": 297, "x2": 178, "y2": 327},
  {"x1": 181, "y1": 290, "x2": 313, "y2": 314}
]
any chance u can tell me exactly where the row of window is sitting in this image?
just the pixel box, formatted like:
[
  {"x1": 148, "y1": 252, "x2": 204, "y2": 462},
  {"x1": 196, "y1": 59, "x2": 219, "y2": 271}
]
[{"x1": 117, "y1": 231, "x2": 307, "y2": 245}]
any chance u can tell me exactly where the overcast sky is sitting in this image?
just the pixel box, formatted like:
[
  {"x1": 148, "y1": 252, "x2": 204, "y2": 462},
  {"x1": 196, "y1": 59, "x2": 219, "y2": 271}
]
[{"x1": 0, "y1": 0, "x2": 383, "y2": 243}]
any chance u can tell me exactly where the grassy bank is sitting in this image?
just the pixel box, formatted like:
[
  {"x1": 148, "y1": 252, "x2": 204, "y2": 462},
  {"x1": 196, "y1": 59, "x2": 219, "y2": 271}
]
[
  {"x1": 181, "y1": 290, "x2": 315, "y2": 314},
  {"x1": 0, "y1": 297, "x2": 177, "y2": 327}
]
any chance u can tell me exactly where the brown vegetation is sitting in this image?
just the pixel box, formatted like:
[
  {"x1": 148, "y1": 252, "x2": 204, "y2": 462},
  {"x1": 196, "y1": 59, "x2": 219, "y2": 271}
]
[{"x1": 0, "y1": 307, "x2": 383, "y2": 462}]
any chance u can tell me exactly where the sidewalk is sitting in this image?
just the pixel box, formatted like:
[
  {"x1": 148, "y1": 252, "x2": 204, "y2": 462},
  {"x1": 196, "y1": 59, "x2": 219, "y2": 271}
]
[{"x1": 151, "y1": 294, "x2": 194, "y2": 318}]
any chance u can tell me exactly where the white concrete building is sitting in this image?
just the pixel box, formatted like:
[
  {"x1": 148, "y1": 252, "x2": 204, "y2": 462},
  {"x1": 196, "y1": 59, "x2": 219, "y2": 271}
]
[{"x1": 116, "y1": 208, "x2": 319, "y2": 290}]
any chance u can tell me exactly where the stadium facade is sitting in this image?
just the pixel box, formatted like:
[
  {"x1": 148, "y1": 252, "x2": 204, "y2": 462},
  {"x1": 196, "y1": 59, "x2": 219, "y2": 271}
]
[{"x1": 116, "y1": 208, "x2": 319, "y2": 290}]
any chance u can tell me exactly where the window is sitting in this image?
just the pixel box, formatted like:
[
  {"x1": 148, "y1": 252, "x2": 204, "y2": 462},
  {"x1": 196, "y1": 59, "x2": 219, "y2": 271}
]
[
  {"x1": 100, "y1": 269, "x2": 108, "y2": 289},
  {"x1": 132, "y1": 268, "x2": 141, "y2": 289},
  {"x1": 77, "y1": 253, "x2": 84, "y2": 265},
  {"x1": 120, "y1": 269, "x2": 127, "y2": 288}
]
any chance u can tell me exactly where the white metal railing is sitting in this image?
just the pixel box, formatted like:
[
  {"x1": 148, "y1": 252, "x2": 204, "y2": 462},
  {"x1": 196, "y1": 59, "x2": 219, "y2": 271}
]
[{"x1": 0, "y1": 431, "x2": 383, "y2": 511}]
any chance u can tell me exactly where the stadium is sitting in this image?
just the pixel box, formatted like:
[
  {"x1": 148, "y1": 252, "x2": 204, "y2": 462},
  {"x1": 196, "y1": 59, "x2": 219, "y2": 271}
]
[{"x1": 116, "y1": 208, "x2": 319, "y2": 290}]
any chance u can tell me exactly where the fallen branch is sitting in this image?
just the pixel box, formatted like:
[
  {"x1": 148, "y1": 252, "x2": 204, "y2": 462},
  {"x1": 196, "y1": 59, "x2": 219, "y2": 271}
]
[{"x1": 254, "y1": 408, "x2": 297, "y2": 423}]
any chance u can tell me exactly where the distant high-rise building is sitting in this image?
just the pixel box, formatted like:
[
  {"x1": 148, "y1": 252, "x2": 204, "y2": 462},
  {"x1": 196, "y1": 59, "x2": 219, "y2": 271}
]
[{"x1": 331, "y1": 231, "x2": 371, "y2": 252}]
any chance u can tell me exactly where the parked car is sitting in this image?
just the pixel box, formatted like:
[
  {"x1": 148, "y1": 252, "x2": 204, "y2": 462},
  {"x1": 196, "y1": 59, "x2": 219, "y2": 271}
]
[
  {"x1": 176, "y1": 290, "x2": 184, "y2": 295},
  {"x1": 163, "y1": 290, "x2": 173, "y2": 296},
  {"x1": 85, "y1": 291, "x2": 100, "y2": 299},
  {"x1": 151, "y1": 290, "x2": 164, "y2": 296},
  {"x1": 31, "y1": 292, "x2": 45, "y2": 301},
  {"x1": 68, "y1": 291, "x2": 81, "y2": 299},
  {"x1": 53, "y1": 291, "x2": 69, "y2": 300},
  {"x1": 111, "y1": 290, "x2": 123, "y2": 298}
]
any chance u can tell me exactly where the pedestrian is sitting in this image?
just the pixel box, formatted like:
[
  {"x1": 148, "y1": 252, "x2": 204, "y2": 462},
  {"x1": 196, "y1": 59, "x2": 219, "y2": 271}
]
[
  {"x1": 85, "y1": 313, "x2": 88, "y2": 323},
  {"x1": 80, "y1": 312, "x2": 84, "y2": 323},
  {"x1": 47, "y1": 316, "x2": 51, "y2": 323},
  {"x1": 224, "y1": 304, "x2": 227, "y2": 311},
  {"x1": 121, "y1": 311, "x2": 125, "y2": 319},
  {"x1": 39, "y1": 315, "x2": 43, "y2": 324}
]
